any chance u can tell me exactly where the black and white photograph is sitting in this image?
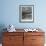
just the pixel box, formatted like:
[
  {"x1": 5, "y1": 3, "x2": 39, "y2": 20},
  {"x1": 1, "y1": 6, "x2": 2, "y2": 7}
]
[{"x1": 19, "y1": 5, "x2": 34, "y2": 23}]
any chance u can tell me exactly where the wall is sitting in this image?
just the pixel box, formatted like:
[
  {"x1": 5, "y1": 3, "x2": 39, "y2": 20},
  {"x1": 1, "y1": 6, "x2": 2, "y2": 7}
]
[
  {"x1": 0, "y1": 0, "x2": 46, "y2": 44},
  {"x1": 0, "y1": 0, "x2": 46, "y2": 29}
]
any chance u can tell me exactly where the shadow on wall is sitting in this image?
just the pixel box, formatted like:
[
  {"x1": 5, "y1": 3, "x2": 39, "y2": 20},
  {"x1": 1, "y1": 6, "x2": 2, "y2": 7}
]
[{"x1": 0, "y1": 24, "x2": 7, "y2": 43}]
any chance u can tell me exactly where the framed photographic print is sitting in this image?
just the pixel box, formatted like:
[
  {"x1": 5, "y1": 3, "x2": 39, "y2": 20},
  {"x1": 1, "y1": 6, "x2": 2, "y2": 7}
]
[{"x1": 19, "y1": 5, "x2": 34, "y2": 23}]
